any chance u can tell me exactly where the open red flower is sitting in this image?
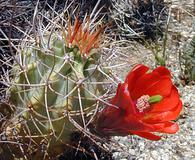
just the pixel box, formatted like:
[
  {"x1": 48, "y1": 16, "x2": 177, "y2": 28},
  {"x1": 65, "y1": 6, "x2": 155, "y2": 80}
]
[{"x1": 96, "y1": 64, "x2": 182, "y2": 140}]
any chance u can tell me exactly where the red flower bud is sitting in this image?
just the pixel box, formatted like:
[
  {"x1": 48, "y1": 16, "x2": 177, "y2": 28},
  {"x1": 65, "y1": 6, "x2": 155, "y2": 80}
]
[
  {"x1": 63, "y1": 17, "x2": 103, "y2": 56},
  {"x1": 96, "y1": 64, "x2": 182, "y2": 140}
]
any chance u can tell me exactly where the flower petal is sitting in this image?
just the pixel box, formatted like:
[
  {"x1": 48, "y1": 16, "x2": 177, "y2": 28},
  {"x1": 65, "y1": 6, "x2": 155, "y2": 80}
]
[
  {"x1": 125, "y1": 64, "x2": 149, "y2": 92},
  {"x1": 132, "y1": 73, "x2": 172, "y2": 100},
  {"x1": 125, "y1": 116, "x2": 168, "y2": 132},
  {"x1": 157, "y1": 122, "x2": 179, "y2": 134},
  {"x1": 97, "y1": 83, "x2": 136, "y2": 131},
  {"x1": 143, "y1": 100, "x2": 182, "y2": 123},
  {"x1": 153, "y1": 66, "x2": 171, "y2": 77},
  {"x1": 111, "y1": 83, "x2": 136, "y2": 114},
  {"x1": 149, "y1": 86, "x2": 180, "y2": 112},
  {"x1": 131, "y1": 131, "x2": 161, "y2": 140}
]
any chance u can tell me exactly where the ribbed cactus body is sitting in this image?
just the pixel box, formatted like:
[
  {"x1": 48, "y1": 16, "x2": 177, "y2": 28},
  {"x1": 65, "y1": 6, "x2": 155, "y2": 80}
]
[{"x1": 9, "y1": 35, "x2": 105, "y2": 152}]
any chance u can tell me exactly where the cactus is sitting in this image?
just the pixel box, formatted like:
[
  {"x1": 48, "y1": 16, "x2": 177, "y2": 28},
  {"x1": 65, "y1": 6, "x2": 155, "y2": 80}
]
[
  {"x1": 0, "y1": 17, "x2": 107, "y2": 158},
  {"x1": 180, "y1": 36, "x2": 195, "y2": 83}
]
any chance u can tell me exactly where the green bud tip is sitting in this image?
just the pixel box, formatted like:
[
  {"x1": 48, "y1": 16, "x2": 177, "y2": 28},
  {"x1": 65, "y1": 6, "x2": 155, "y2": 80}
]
[{"x1": 149, "y1": 95, "x2": 163, "y2": 104}]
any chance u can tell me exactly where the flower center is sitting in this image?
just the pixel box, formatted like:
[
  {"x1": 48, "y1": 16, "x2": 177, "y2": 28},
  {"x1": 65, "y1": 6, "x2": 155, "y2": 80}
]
[{"x1": 136, "y1": 95, "x2": 150, "y2": 112}]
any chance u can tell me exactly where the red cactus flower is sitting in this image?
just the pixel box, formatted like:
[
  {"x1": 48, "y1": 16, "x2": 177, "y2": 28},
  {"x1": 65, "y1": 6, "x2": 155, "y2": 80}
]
[
  {"x1": 96, "y1": 64, "x2": 182, "y2": 140},
  {"x1": 63, "y1": 17, "x2": 103, "y2": 56}
]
